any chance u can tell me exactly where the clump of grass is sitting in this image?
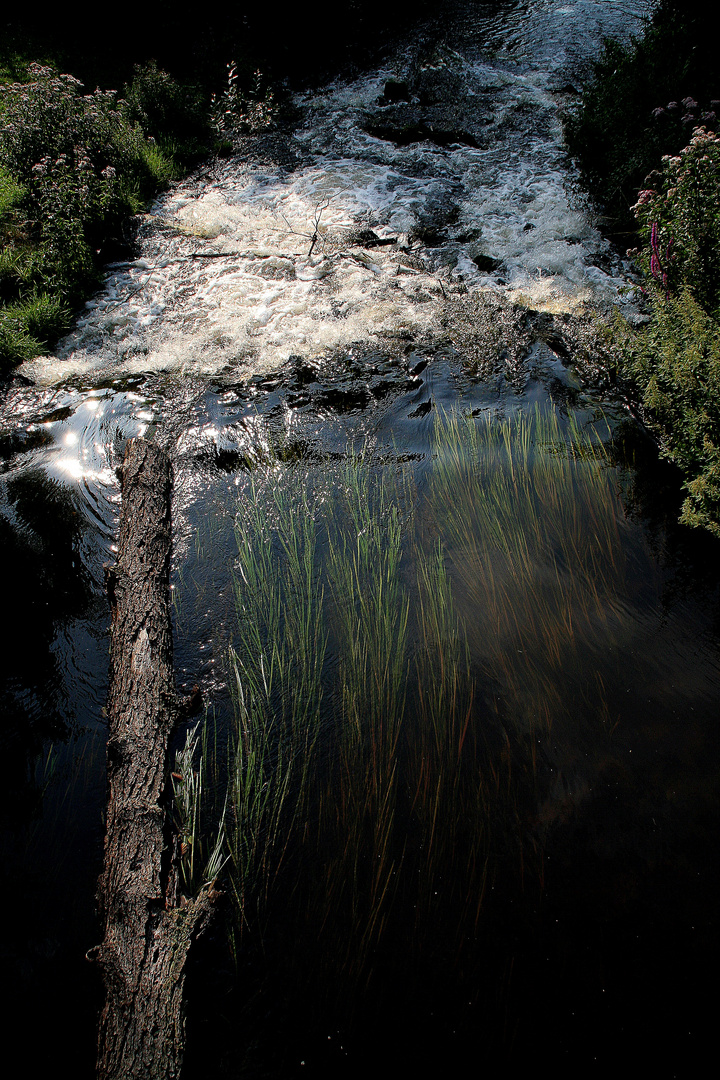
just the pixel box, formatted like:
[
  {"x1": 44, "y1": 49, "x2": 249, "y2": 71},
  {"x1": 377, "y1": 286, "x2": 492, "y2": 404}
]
[
  {"x1": 227, "y1": 470, "x2": 325, "y2": 935},
  {"x1": 0, "y1": 166, "x2": 25, "y2": 232},
  {"x1": 172, "y1": 719, "x2": 227, "y2": 896},
  {"x1": 428, "y1": 406, "x2": 625, "y2": 743},
  {"x1": 0, "y1": 294, "x2": 67, "y2": 363},
  {"x1": 216, "y1": 405, "x2": 632, "y2": 995},
  {"x1": 318, "y1": 456, "x2": 410, "y2": 979}
]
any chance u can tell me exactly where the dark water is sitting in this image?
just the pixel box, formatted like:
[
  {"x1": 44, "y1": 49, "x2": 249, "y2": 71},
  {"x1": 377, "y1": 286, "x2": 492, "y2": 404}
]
[{"x1": 2, "y1": 2, "x2": 719, "y2": 1076}]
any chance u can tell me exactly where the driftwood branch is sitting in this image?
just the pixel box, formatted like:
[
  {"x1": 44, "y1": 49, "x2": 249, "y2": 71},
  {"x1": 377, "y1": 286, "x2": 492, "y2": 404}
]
[{"x1": 93, "y1": 438, "x2": 217, "y2": 1080}]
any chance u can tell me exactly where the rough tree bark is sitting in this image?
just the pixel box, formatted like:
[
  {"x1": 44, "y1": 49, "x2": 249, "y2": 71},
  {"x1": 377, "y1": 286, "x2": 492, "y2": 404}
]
[{"x1": 92, "y1": 438, "x2": 217, "y2": 1080}]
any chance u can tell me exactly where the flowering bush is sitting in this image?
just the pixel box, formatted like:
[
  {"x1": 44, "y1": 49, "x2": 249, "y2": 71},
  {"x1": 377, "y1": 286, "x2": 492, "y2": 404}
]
[
  {"x1": 564, "y1": 1, "x2": 718, "y2": 226},
  {"x1": 0, "y1": 62, "x2": 181, "y2": 368},
  {"x1": 620, "y1": 124, "x2": 720, "y2": 536},
  {"x1": 631, "y1": 126, "x2": 720, "y2": 313},
  {"x1": 621, "y1": 291, "x2": 720, "y2": 536},
  {"x1": 0, "y1": 64, "x2": 173, "y2": 301}
]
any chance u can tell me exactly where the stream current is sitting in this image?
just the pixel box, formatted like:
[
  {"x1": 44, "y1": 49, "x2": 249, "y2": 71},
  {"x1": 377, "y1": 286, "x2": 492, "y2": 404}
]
[{"x1": 2, "y1": 2, "x2": 720, "y2": 1077}]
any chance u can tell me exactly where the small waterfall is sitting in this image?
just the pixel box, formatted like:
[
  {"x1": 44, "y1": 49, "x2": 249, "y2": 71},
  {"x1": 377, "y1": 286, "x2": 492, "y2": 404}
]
[{"x1": 16, "y1": 1, "x2": 649, "y2": 391}]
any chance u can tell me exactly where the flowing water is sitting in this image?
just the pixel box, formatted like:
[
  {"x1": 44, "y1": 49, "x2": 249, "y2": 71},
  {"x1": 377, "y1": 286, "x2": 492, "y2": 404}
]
[{"x1": 2, "y1": 2, "x2": 719, "y2": 1076}]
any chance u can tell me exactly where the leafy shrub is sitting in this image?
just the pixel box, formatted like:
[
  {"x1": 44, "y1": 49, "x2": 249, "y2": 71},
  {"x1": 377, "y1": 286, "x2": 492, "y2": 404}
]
[
  {"x1": 631, "y1": 126, "x2": 720, "y2": 312},
  {"x1": 123, "y1": 60, "x2": 210, "y2": 163},
  {"x1": 621, "y1": 291, "x2": 720, "y2": 536},
  {"x1": 209, "y1": 62, "x2": 276, "y2": 144}
]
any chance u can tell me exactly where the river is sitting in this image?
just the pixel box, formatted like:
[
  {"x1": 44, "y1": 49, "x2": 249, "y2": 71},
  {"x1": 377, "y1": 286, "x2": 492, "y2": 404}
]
[{"x1": 2, "y1": 2, "x2": 719, "y2": 1076}]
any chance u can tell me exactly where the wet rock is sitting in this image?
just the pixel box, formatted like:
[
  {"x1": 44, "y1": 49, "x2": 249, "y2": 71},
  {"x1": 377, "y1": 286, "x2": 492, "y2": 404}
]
[
  {"x1": 412, "y1": 226, "x2": 448, "y2": 247},
  {"x1": 382, "y1": 79, "x2": 411, "y2": 103},
  {"x1": 542, "y1": 334, "x2": 571, "y2": 360},
  {"x1": 365, "y1": 120, "x2": 479, "y2": 149},
  {"x1": 408, "y1": 399, "x2": 433, "y2": 418},
  {"x1": 368, "y1": 372, "x2": 417, "y2": 399},
  {"x1": 413, "y1": 196, "x2": 461, "y2": 243},
  {"x1": 585, "y1": 251, "x2": 616, "y2": 275},
  {"x1": 408, "y1": 357, "x2": 428, "y2": 377},
  {"x1": 287, "y1": 391, "x2": 311, "y2": 409},
  {"x1": 247, "y1": 373, "x2": 282, "y2": 391},
  {"x1": 472, "y1": 253, "x2": 503, "y2": 273},
  {"x1": 38, "y1": 405, "x2": 74, "y2": 423},
  {"x1": 0, "y1": 427, "x2": 53, "y2": 463},
  {"x1": 289, "y1": 358, "x2": 319, "y2": 387},
  {"x1": 409, "y1": 54, "x2": 467, "y2": 107},
  {"x1": 316, "y1": 384, "x2": 371, "y2": 412},
  {"x1": 454, "y1": 228, "x2": 483, "y2": 244},
  {"x1": 351, "y1": 229, "x2": 396, "y2": 249},
  {"x1": 213, "y1": 446, "x2": 256, "y2": 473},
  {"x1": 367, "y1": 376, "x2": 396, "y2": 399},
  {"x1": 444, "y1": 293, "x2": 534, "y2": 380}
]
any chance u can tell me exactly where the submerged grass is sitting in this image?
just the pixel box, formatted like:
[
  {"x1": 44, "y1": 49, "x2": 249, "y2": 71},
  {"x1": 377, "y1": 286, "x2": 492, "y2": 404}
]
[
  {"x1": 215, "y1": 403, "x2": 631, "y2": 998},
  {"x1": 428, "y1": 406, "x2": 626, "y2": 742},
  {"x1": 320, "y1": 458, "x2": 410, "y2": 979},
  {"x1": 227, "y1": 473, "x2": 325, "y2": 936}
]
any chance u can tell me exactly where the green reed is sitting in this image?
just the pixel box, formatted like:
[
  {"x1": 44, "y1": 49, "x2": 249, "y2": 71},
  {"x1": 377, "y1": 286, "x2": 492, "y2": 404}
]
[
  {"x1": 428, "y1": 406, "x2": 626, "y2": 747},
  {"x1": 172, "y1": 719, "x2": 227, "y2": 895},
  {"x1": 227, "y1": 470, "x2": 326, "y2": 932},
  {"x1": 318, "y1": 456, "x2": 410, "y2": 978},
  {"x1": 407, "y1": 540, "x2": 494, "y2": 946},
  {"x1": 219, "y1": 404, "x2": 630, "y2": 990}
]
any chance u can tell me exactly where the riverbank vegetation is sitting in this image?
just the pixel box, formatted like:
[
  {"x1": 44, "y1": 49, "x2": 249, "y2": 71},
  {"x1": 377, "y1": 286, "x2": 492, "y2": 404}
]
[
  {"x1": 565, "y1": 1, "x2": 717, "y2": 228},
  {"x1": 623, "y1": 126, "x2": 720, "y2": 536},
  {"x1": 567, "y1": 0, "x2": 720, "y2": 536},
  {"x1": 0, "y1": 44, "x2": 256, "y2": 370}
]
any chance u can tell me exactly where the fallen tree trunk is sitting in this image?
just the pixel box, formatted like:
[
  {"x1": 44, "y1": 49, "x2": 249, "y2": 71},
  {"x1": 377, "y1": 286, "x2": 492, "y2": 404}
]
[{"x1": 93, "y1": 438, "x2": 216, "y2": 1080}]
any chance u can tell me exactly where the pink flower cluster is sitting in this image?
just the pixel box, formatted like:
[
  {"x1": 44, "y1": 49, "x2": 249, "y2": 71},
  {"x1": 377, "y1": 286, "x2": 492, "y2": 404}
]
[{"x1": 651, "y1": 97, "x2": 717, "y2": 131}]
